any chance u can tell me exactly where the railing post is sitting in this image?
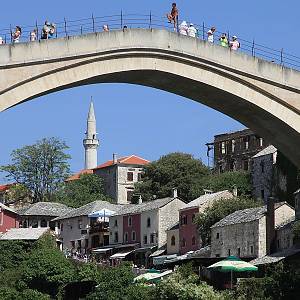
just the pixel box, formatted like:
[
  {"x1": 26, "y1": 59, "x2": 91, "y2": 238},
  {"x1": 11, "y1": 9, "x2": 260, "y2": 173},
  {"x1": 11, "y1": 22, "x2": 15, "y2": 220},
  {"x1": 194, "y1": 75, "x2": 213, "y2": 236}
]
[
  {"x1": 35, "y1": 21, "x2": 39, "y2": 40},
  {"x1": 81, "y1": 26, "x2": 83, "y2": 35},
  {"x1": 281, "y1": 48, "x2": 284, "y2": 66},
  {"x1": 4, "y1": 34, "x2": 6, "y2": 44},
  {"x1": 149, "y1": 11, "x2": 152, "y2": 29},
  {"x1": 202, "y1": 22, "x2": 205, "y2": 40},
  {"x1": 227, "y1": 30, "x2": 230, "y2": 43},
  {"x1": 121, "y1": 10, "x2": 123, "y2": 29},
  {"x1": 252, "y1": 39, "x2": 255, "y2": 57},
  {"x1": 64, "y1": 18, "x2": 68, "y2": 37},
  {"x1": 92, "y1": 14, "x2": 95, "y2": 32},
  {"x1": 10, "y1": 24, "x2": 12, "y2": 43}
]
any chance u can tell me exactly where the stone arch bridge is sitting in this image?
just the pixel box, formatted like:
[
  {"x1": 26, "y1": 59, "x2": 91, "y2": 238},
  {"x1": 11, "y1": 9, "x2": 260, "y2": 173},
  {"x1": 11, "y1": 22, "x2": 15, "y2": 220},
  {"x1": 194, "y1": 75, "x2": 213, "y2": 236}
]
[{"x1": 0, "y1": 29, "x2": 300, "y2": 166}]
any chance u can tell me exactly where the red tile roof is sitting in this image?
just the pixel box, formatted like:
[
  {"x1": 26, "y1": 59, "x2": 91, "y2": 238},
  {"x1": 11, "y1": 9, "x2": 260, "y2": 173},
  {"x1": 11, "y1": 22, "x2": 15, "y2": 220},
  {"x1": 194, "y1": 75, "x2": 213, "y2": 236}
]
[
  {"x1": 0, "y1": 183, "x2": 15, "y2": 193},
  {"x1": 65, "y1": 169, "x2": 94, "y2": 182},
  {"x1": 94, "y1": 155, "x2": 150, "y2": 170}
]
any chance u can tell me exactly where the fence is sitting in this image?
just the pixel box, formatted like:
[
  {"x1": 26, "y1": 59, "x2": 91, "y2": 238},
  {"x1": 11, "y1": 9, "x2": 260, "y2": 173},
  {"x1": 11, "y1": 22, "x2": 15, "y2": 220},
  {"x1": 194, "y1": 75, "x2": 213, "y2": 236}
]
[{"x1": 1, "y1": 12, "x2": 300, "y2": 71}]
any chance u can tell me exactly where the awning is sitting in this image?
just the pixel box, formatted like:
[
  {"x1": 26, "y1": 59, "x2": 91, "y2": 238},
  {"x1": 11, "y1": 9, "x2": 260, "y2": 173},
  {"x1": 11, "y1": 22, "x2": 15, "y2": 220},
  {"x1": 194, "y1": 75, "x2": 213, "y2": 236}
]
[
  {"x1": 110, "y1": 250, "x2": 133, "y2": 259},
  {"x1": 149, "y1": 249, "x2": 166, "y2": 257},
  {"x1": 134, "y1": 246, "x2": 157, "y2": 253},
  {"x1": 91, "y1": 248, "x2": 112, "y2": 254},
  {"x1": 88, "y1": 209, "x2": 116, "y2": 219}
]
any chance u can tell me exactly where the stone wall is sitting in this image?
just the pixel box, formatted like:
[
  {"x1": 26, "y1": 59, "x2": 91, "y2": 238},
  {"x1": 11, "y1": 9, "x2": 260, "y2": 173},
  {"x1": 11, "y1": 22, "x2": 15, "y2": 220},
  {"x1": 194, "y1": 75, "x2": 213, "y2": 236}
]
[{"x1": 167, "y1": 228, "x2": 179, "y2": 254}]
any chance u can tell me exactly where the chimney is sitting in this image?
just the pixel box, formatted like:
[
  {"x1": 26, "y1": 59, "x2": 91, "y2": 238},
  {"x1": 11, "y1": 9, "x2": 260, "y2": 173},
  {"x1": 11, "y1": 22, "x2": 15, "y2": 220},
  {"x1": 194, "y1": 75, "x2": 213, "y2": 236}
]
[
  {"x1": 113, "y1": 153, "x2": 117, "y2": 164},
  {"x1": 294, "y1": 188, "x2": 300, "y2": 221},
  {"x1": 138, "y1": 195, "x2": 143, "y2": 204},
  {"x1": 266, "y1": 197, "x2": 275, "y2": 255},
  {"x1": 232, "y1": 185, "x2": 238, "y2": 197},
  {"x1": 172, "y1": 188, "x2": 178, "y2": 199}
]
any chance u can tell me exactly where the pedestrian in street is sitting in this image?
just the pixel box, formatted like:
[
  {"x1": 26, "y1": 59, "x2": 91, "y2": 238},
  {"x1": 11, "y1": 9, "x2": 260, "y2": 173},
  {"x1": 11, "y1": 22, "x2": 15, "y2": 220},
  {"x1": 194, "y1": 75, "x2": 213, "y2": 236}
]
[
  {"x1": 30, "y1": 29, "x2": 37, "y2": 41},
  {"x1": 12, "y1": 26, "x2": 21, "y2": 43},
  {"x1": 167, "y1": 2, "x2": 179, "y2": 29},
  {"x1": 103, "y1": 24, "x2": 109, "y2": 32},
  {"x1": 207, "y1": 27, "x2": 216, "y2": 43},
  {"x1": 219, "y1": 33, "x2": 228, "y2": 47},
  {"x1": 179, "y1": 21, "x2": 188, "y2": 36},
  {"x1": 187, "y1": 23, "x2": 197, "y2": 38},
  {"x1": 229, "y1": 36, "x2": 240, "y2": 51}
]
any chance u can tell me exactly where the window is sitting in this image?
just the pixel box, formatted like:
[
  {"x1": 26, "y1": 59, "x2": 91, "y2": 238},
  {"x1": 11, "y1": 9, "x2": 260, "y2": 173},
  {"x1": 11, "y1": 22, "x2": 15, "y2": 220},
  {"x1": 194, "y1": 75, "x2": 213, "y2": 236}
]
[
  {"x1": 41, "y1": 219, "x2": 47, "y2": 228},
  {"x1": 216, "y1": 233, "x2": 220, "y2": 239},
  {"x1": 137, "y1": 173, "x2": 142, "y2": 182},
  {"x1": 231, "y1": 139, "x2": 236, "y2": 153},
  {"x1": 250, "y1": 246, "x2": 254, "y2": 254},
  {"x1": 114, "y1": 232, "x2": 119, "y2": 243},
  {"x1": 150, "y1": 233, "x2": 155, "y2": 244},
  {"x1": 216, "y1": 254, "x2": 220, "y2": 258},
  {"x1": 181, "y1": 238, "x2": 186, "y2": 247},
  {"x1": 171, "y1": 235, "x2": 176, "y2": 246},
  {"x1": 128, "y1": 216, "x2": 132, "y2": 227},
  {"x1": 260, "y1": 161, "x2": 265, "y2": 173},
  {"x1": 132, "y1": 231, "x2": 136, "y2": 241},
  {"x1": 180, "y1": 215, "x2": 188, "y2": 225},
  {"x1": 124, "y1": 232, "x2": 128, "y2": 243},
  {"x1": 261, "y1": 189, "x2": 265, "y2": 200},
  {"x1": 78, "y1": 219, "x2": 83, "y2": 229},
  {"x1": 243, "y1": 160, "x2": 249, "y2": 171},
  {"x1": 228, "y1": 249, "x2": 231, "y2": 256},
  {"x1": 127, "y1": 190, "x2": 134, "y2": 203},
  {"x1": 60, "y1": 223, "x2": 63, "y2": 231},
  {"x1": 127, "y1": 172, "x2": 134, "y2": 181},
  {"x1": 259, "y1": 137, "x2": 263, "y2": 147},
  {"x1": 71, "y1": 241, "x2": 75, "y2": 248},
  {"x1": 147, "y1": 217, "x2": 151, "y2": 228},
  {"x1": 277, "y1": 239, "x2": 280, "y2": 249},
  {"x1": 237, "y1": 248, "x2": 241, "y2": 257},
  {"x1": 192, "y1": 236, "x2": 196, "y2": 245},
  {"x1": 144, "y1": 235, "x2": 148, "y2": 244},
  {"x1": 244, "y1": 137, "x2": 249, "y2": 150},
  {"x1": 221, "y1": 142, "x2": 226, "y2": 154},
  {"x1": 114, "y1": 219, "x2": 118, "y2": 227}
]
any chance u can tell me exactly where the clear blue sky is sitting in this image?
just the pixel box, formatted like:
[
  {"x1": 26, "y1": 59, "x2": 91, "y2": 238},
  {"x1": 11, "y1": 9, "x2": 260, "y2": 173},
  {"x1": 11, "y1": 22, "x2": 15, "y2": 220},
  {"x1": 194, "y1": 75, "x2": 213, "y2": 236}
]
[{"x1": 0, "y1": 0, "x2": 297, "y2": 182}]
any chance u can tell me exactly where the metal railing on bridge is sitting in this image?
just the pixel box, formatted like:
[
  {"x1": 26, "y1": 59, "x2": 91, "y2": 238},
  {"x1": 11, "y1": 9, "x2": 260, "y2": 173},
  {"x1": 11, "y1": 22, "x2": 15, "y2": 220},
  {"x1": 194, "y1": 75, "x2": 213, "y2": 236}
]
[{"x1": 1, "y1": 12, "x2": 300, "y2": 71}]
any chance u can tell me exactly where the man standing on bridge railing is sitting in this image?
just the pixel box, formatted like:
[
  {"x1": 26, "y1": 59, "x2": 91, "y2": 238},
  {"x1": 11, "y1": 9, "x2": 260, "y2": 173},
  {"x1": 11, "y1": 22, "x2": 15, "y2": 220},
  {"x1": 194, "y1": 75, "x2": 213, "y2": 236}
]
[{"x1": 167, "y1": 2, "x2": 179, "y2": 30}]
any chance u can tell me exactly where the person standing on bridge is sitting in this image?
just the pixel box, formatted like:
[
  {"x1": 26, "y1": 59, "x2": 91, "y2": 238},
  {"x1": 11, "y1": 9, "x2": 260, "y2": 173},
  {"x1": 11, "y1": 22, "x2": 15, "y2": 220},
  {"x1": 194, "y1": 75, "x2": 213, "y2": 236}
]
[
  {"x1": 187, "y1": 23, "x2": 197, "y2": 38},
  {"x1": 103, "y1": 25, "x2": 109, "y2": 32},
  {"x1": 229, "y1": 36, "x2": 240, "y2": 50},
  {"x1": 219, "y1": 33, "x2": 228, "y2": 47},
  {"x1": 30, "y1": 29, "x2": 37, "y2": 42},
  {"x1": 12, "y1": 26, "x2": 21, "y2": 43},
  {"x1": 179, "y1": 21, "x2": 188, "y2": 35},
  {"x1": 167, "y1": 3, "x2": 179, "y2": 29},
  {"x1": 207, "y1": 27, "x2": 216, "y2": 43},
  {"x1": 41, "y1": 21, "x2": 51, "y2": 39}
]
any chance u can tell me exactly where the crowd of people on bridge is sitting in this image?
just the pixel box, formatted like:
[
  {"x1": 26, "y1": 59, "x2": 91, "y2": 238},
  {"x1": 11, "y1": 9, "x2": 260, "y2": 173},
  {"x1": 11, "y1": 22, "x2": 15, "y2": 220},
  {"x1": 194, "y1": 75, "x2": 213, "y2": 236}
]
[{"x1": 0, "y1": 2, "x2": 240, "y2": 51}]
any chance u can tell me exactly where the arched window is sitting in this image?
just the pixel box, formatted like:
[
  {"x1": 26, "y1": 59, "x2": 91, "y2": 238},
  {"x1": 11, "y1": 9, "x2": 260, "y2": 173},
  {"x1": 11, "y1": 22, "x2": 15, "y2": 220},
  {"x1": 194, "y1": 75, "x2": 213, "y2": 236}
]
[
  {"x1": 124, "y1": 232, "x2": 128, "y2": 242},
  {"x1": 41, "y1": 219, "x2": 47, "y2": 228},
  {"x1": 132, "y1": 231, "x2": 136, "y2": 241},
  {"x1": 181, "y1": 238, "x2": 186, "y2": 247},
  {"x1": 128, "y1": 216, "x2": 132, "y2": 227},
  {"x1": 192, "y1": 236, "x2": 196, "y2": 245},
  {"x1": 171, "y1": 235, "x2": 176, "y2": 246},
  {"x1": 147, "y1": 217, "x2": 151, "y2": 228},
  {"x1": 23, "y1": 220, "x2": 28, "y2": 228}
]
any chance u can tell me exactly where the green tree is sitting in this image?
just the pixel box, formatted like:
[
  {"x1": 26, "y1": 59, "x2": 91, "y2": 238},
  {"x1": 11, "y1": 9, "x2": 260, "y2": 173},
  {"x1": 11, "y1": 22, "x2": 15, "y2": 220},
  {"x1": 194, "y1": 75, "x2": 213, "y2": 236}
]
[
  {"x1": 86, "y1": 263, "x2": 135, "y2": 300},
  {"x1": 135, "y1": 152, "x2": 209, "y2": 202},
  {"x1": 20, "y1": 234, "x2": 76, "y2": 298},
  {"x1": 0, "y1": 137, "x2": 70, "y2": 202},
  {"x1": 3, "y1": 184, "x2": 32, "y2": 205},
  {"x1": 194, "y1": 196, "x2": 262, "y2": 245},
  {"x1": 200, "y1": 171, "x2": 251, "y2": 196},
  {"x1": 55, "y1": 173, "x2": 112, "y2": 208}
]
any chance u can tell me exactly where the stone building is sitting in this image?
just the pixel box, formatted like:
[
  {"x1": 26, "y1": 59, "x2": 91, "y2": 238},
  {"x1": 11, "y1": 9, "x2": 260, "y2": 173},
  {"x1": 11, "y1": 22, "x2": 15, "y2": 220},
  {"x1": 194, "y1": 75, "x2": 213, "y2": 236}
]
[
  {"x1": 93, "y1": 155, "x2": 149, "y2": 204},
  {"x1": 54, "y1": 200, "x2": 126, "y2": 252},
  {"x1": 210, "y1": 201, "x2": 295, "y2": 259},
  {"x1": 207, "y1": 128, "x2": 267, "y2": 173},
  {"x1": 17, "y1": 202, "x2": 72, "y2": 230},
  {"x1": 251, "y1": 146, "x2": 299, "y2": 204},
  {"x1": 179, "y1": 190, "x2": 234, "y2": 255},
  {"x1": 166, "y1": 222, "x2": 179, "y2": 255}
]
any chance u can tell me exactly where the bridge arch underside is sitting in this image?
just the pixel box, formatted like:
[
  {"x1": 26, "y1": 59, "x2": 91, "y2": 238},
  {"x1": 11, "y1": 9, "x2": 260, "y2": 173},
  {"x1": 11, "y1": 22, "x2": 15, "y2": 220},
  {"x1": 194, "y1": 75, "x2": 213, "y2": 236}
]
[{"x1": 2, "y1": 54, "x2": 300, "y2": 167}]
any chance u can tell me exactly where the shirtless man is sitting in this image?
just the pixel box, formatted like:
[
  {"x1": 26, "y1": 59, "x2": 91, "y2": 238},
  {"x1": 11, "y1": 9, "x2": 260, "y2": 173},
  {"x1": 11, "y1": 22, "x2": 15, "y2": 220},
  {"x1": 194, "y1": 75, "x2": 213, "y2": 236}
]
[{"x1": 167, "y1": 3, "x2": 179, "y2": 29}]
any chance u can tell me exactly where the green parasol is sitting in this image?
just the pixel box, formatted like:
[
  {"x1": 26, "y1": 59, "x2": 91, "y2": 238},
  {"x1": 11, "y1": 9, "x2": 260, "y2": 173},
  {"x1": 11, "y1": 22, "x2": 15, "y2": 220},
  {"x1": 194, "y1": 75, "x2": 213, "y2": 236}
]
[{"x1": 207, "y1": 256, "x2": 258, "y2": 288}]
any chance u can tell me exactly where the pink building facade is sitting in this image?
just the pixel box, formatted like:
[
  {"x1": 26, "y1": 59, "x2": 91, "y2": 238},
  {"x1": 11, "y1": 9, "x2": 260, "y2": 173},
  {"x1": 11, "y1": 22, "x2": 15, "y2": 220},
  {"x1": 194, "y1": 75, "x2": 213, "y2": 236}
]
[
  {"x1": 179, "y1": 207, "x2": 199, "y2": 254},
  {"x1": 123, "y1": 214, "x2": 141, "y2": 245},
  {"x1": 0, "y1": 204, "x2": 19, "y2": 233}
]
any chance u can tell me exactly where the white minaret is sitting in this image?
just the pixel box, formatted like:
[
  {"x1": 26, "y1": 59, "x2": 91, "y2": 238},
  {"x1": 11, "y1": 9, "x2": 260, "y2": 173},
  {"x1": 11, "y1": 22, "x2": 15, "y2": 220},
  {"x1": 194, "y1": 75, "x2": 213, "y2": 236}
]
[{"x1": 83, "y1": 101, "x2": 99, "y2": 169}]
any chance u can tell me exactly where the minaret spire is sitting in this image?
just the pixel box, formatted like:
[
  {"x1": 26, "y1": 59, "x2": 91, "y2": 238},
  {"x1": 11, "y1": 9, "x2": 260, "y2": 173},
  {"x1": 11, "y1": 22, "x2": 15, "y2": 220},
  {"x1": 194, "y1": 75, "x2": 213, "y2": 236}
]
[{"x1": 83, "y1": 99, "x2": 99, "y2": 169}]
